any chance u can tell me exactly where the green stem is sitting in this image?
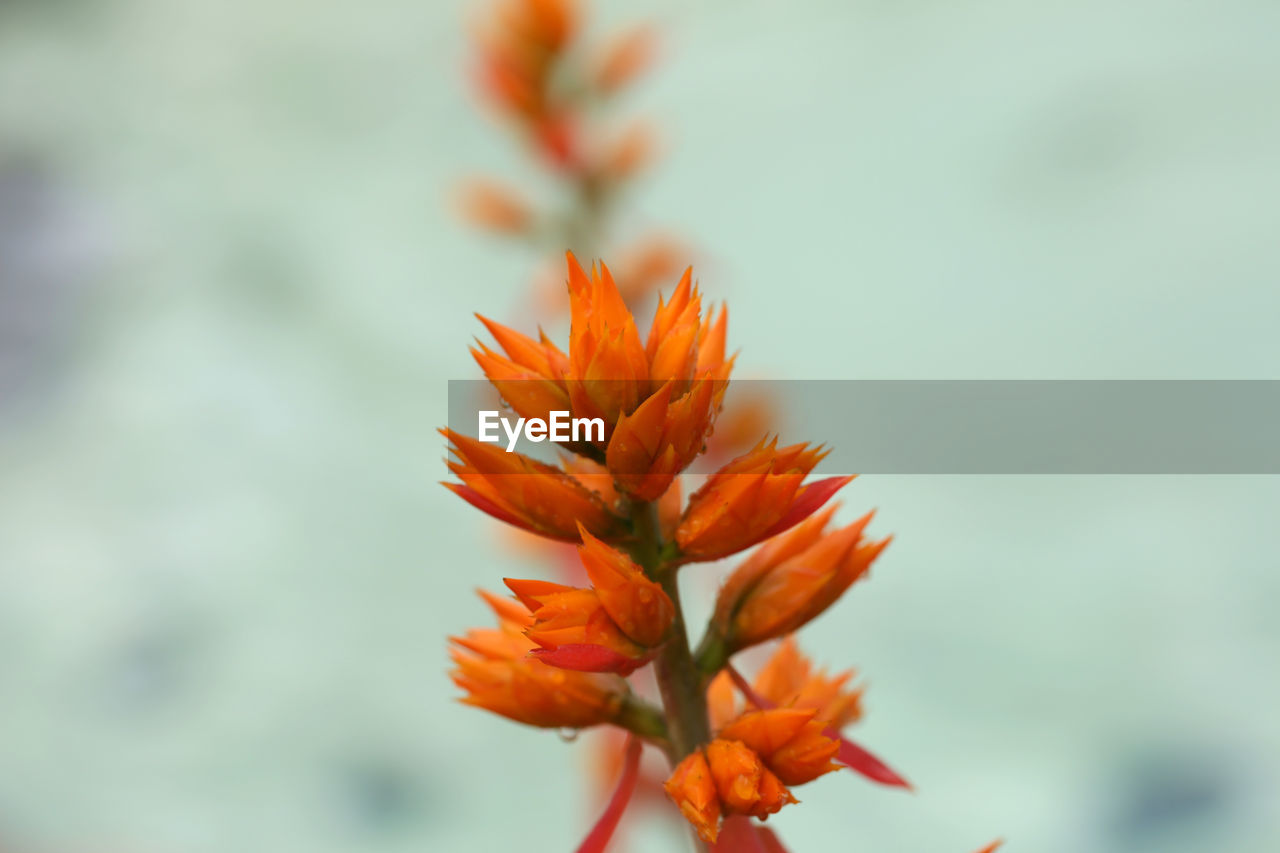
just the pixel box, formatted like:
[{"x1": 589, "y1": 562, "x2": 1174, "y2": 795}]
[
  {"x1": 693, "y1": 624, "x2": 729, "y2": 677},
  {"x1": 616, "y1": 694, "x2": 670, "y2": 747},
  {"x1": 628, "y1": 500, "x2": 711, "y2": 764}
]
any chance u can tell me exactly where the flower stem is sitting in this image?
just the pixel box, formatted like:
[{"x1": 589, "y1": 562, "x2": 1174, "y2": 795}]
[
  {"x1": 628, "y1": 500, "x2": 711, "y2": 765},
  {"x1": 652, "y1": 572, "x2": 711, "y2": 762}
]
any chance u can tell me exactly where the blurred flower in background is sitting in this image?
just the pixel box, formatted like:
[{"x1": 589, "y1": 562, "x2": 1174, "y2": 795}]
[{"x1": 1, "y1": 0, "x2": 1279, "y2": 851}]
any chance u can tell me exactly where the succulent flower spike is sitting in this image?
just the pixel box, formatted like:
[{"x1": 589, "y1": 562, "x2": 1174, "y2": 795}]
[
  {"x1": 711, "y1": 510, "x2": 890, "y2": 653},
  {"x1": 449, "y1": 589, "x2": 630, "y2": 729},
  {"x1": 502, "y1": 526, "x2": 674, "y2": 675},
  {"x1": 675, "y1": 438, "x2": 854, "y2": 561},
  {"x1": 443, "y1": 245, "x2": 996, "y2": 847},
  {"x1": 442, "y1": 429, "x2": 624, "y2": 542}
]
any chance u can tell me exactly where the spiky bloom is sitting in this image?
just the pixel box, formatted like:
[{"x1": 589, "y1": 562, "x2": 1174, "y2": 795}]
[
  {"x1": 505, "y1": 578, "x2": 650, "y2": 674},
  {"x1": 717, "y1": 708, "x2": 841, "y2": 786},
  {"x1": 466, "y1": 254, "x2": 731, "y2": 466},
  {"x1": 706, "y1": 739, "x2": 796, "y2": 819},
  {"x1": 474, "y1": 0, "x2": 577, "y2": 122},
  {"x1": 676, "y1": 438, "x2": 854, "y2": 561},
  {"x1": 504, "y1": 526, "x2": 674, "y2": 674},
  {"x1": 469, "y1": 316, "x2": 571, "y2": 427},
  {"x1": 664, "y1": 750, "x2": 721, "y2": 843},
  {"x1": 576, "y1": 526, "x2": 674, "y2": 646},
  {"x1": 753, "y1": 636, "x2": 864, "y2": 730},
  {"x1": 664, "y1": 738, "x2": 798, "y2": 843},
  {"x1": 710, "y1": 505, "x2": 890, "y2": 652},
  {"x1": 442, "y1": 429, "x2": 624, "y2": 542},
  {"x1": 449, "y1": 590, "x2": 629, "y2": 729}
]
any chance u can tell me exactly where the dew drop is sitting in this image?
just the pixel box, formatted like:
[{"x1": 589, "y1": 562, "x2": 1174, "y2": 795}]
[{"x1": 558, "y1": 727, "x2": 581, "y2": 743}]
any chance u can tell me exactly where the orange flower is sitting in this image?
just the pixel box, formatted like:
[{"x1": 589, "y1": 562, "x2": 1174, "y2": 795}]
[
  {"x1": 577, "y1": 526, "x2": 673, "y2": 646},
  {"x1": 753, "y1": 636, "x2": 863, "y2": 730},
  {"x1": 453, "y1": 178, "x2": 534, "y2": 234},
  {"x1": 469, "y1": 316, "x2": 571, "y2": 427},
  {"x1": 596, "y1": 120, "x2": 657, "y2": 183},
  {"x1": 664, "y1": 738, "x2": 798, "y2": 843},
  {"x1": 504, "y1": 526, "x2": 674, "y2": 674},
  {"x1": 663, "y1": 750, "x2": 721, "y2": 843},
  {"x1": 705, "y1": 739, "x2": 796, "y2": 819},
  {"x1": 473, "y1": 0, "x2": 577, "y2": 122},
  {"x1": 506, "y1": 578, "x2": 649, "y2": 673},
  {"x1": 592, "y1": 24, "x2": 656, "y2": 94},
  {"x1": 712, "y1": 507, "x2": 889, "y2": 652},
  {"x1": 449, "y1": 589, "x2": 629, "y2": 729},
  {"x1": 718, "y1": 708, "x2": 841, "y2": 786},
  {"x1": 705, "y1": 637, "x2": 863, "y2": 733},
  {"x1": 606, "y1": 377, "x2": 726, "y2": 500},
  {"x1": 467, "y1": 254, "x2": 732, "y2": 479},
  {"x1": 565, "y1": 254, "x2": 652, "y2": 427},
  {"x1": 442, "y1": 429, "x2": 624, "y2": 542},
  {"x1": 676, "y1": 438, "x2": 854, "y2": 561}
]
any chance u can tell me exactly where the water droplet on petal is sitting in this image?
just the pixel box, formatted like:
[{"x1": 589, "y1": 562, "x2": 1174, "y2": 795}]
[{"x1": 558, "y1": 727, "x2": 581, "y2": 743}]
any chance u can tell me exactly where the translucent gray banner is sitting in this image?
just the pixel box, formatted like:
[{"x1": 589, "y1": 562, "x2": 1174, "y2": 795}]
[{"x1": 446, "y1": 380, "x2": 1280, "y2": 474}]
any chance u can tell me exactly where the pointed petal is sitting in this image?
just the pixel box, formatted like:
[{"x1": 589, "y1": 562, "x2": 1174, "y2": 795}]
[
  {"x1": 755, "y1": 476, "x2": 855, "y2": 544},
  {"x1": 755, "y1": 825, "x2": 791, "y2": 853},
  {"x1": 530, "y1": 643, "x2": 653, "y2": 675},
  {"x1": 709, "y1": 817, "x2": 768, "y2": 853},
  {"x1": 727, "y1": 664, "x2": 910, "y2": 790},
  {"x1": 577, "y1": 736, "x2": 643, "y2": 853},
  {"x1": 834, "y1": 735, "x2": 912, "y2": 790},
  {"x1": 442, "y1": 482, "x2": 537, "y2": 534}
]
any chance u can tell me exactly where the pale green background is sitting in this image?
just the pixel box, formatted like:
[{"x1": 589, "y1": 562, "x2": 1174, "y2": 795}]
[{"x1": 1, "y1": 0, "x2": 1278, "y2": 851}]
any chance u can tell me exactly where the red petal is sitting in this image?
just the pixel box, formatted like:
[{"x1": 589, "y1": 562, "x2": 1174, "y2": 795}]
[
  {"x1": 834, "y1": 734, "x2": 913, "y2": 790},
  {"x1": 756, "y1": 824, "x2": 791, "y2": 853},
  {"x1": 756, "y1": 476, "x2": 854, "y2": 543},
  {"x1": 710, "y1": 817, "x2": 768, "y2": 853},
  {"x1": 442, "y1": 483, "x2": 541, "y2": 537},
  {"x1": 971, "y1": 842, "x2": 1003, "y2": 853},
  {"x1": 577, "y1": 736, "x2": 643, "y2": 853},
  {"x1": 727, "y1": 664, "x2": 911, "y2": 790},
  {"x1": 530, "y1": 644, "x2": 653, "y2": 675}
]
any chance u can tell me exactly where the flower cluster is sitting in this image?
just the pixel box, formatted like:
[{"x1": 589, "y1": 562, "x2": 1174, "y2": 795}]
[
  {"x1": 448, "y1": 4, "x2": 1000, "y2": 850},
  {"x1": 457, "y1": 0, "x2": 686, "y2": 312},
  {"x1": 446, "y1": 254, "x2": 918, "y2": 849}
]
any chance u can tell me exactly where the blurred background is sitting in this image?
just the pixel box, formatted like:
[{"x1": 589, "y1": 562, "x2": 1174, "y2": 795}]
[{"x1": 2, "y1": 0, "x2": 1279, "y2": 851}]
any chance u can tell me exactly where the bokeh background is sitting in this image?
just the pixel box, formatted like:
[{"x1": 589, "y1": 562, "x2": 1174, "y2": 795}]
[{"x1": 2, "y1": 0, "x2": 1279, "y2": 851}]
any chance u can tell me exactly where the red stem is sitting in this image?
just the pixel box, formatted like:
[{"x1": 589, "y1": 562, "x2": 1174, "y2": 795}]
[{"x1": 577, "y1": 735, "x2": 643, "y2": 853}]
